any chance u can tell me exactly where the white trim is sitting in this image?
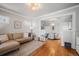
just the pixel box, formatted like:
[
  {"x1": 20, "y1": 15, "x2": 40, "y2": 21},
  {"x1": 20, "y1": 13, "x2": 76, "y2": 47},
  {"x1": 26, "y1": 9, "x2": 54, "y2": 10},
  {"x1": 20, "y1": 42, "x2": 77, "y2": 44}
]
[
  {"x1": 0, "y1": 7, "x2": 27, "y2": 19},
  {"x1": 36, "y1": 5, "x2": 79, "y2": 19}
]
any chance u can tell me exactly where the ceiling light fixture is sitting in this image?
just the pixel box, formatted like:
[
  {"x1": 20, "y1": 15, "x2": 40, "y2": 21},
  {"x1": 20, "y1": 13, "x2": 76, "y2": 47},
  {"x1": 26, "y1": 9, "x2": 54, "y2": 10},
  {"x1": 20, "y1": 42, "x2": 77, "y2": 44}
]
[{"x1": 28, "y1": 3, "x2": 41, "y2": 11}]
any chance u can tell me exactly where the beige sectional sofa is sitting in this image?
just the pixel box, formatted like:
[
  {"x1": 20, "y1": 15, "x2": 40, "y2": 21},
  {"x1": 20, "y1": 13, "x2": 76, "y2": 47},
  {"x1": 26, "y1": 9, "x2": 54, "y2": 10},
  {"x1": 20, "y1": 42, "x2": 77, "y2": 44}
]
[
  {"x1": 0, "y1": 34, "x2": 20, "y2": 55},
  {"x1": 0, "y1": 32, "x2": 34, "y2": 55}
]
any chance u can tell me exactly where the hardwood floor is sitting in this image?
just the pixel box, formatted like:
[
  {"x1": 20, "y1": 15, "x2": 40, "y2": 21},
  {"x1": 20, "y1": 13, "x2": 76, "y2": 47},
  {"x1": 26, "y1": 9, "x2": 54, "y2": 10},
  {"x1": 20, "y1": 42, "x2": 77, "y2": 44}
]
[{"x1": 32, "y1": 39, "x2": 78, "y2": 56}]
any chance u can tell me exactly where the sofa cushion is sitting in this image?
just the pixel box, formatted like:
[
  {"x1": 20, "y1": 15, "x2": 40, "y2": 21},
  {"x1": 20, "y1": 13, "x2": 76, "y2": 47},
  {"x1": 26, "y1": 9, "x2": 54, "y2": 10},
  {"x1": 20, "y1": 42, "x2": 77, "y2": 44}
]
[
  {"x1": 25, "y1": 37, "x2": 32, "y2": 41},
  {"x1": 0, "y1": 35, "x2": 9, "y2": 43},
  {"x1": 15, "y1": 38, "x2": 27, "y2": 43},
  {"x1": 0, "y1": 40, "x2": 20, "y2": 54},
  {"x1": 15, "y1": 37, "x2": 33, "y2": 44},
  {"x1": 13, "y1": 33, "x2": 23, "y2": 39}
]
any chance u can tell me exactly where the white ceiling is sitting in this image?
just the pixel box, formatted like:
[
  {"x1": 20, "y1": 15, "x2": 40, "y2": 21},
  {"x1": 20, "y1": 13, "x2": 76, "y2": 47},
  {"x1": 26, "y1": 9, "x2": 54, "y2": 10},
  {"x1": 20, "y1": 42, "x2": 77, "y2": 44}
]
[{"x1": 0, "y1": 3, "x2": 79, "y2": 17}]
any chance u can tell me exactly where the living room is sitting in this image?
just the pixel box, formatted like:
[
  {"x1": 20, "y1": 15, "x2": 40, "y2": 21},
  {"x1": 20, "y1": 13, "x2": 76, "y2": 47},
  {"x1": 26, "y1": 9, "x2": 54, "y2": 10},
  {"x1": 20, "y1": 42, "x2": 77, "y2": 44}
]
[{"x1": 0, "y1": 3, "x2": 79, "y2": 56}]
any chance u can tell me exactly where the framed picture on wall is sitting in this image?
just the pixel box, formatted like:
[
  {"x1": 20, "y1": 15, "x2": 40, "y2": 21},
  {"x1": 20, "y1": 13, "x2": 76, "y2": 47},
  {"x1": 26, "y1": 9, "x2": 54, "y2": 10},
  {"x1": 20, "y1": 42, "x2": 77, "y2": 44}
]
[{"x1": 14, "y1": 20, "x2": 22, "y2": 29}]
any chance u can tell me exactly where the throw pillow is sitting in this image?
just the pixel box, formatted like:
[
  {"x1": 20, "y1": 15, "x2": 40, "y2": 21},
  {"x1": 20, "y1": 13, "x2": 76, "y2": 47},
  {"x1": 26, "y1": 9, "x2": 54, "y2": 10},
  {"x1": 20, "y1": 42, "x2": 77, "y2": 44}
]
[{"x1": 24, "y1": 33, "x2": 28, "y2": 38}]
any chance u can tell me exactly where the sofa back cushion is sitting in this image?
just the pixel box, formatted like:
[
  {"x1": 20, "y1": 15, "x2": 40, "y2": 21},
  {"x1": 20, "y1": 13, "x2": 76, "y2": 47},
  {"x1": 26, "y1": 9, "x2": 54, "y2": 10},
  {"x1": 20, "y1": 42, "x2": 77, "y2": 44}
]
[
  {"x1": 7, "y1": 33, "x2": 13, "y2": 40},
  {"x1": 13, "y1": 33, "x2": 23, "y2": 39},
  {"x1": 0, "y1": 35, "x2": 9, "y2": 43}
]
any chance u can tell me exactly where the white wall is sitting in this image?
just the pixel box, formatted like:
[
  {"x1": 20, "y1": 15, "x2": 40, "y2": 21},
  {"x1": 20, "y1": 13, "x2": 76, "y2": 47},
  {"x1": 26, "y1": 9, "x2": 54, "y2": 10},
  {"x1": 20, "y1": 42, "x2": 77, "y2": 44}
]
[{"x1": 0, "y1": 9, "x2": 31, "y2": 34}]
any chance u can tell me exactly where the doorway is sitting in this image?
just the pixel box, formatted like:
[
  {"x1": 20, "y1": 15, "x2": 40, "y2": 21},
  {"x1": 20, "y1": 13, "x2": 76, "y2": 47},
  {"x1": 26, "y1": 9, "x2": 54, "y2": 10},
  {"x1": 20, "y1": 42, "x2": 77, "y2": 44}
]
[{"x1": 40, "y1": 12, "x2": 76, "y2": 49}]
